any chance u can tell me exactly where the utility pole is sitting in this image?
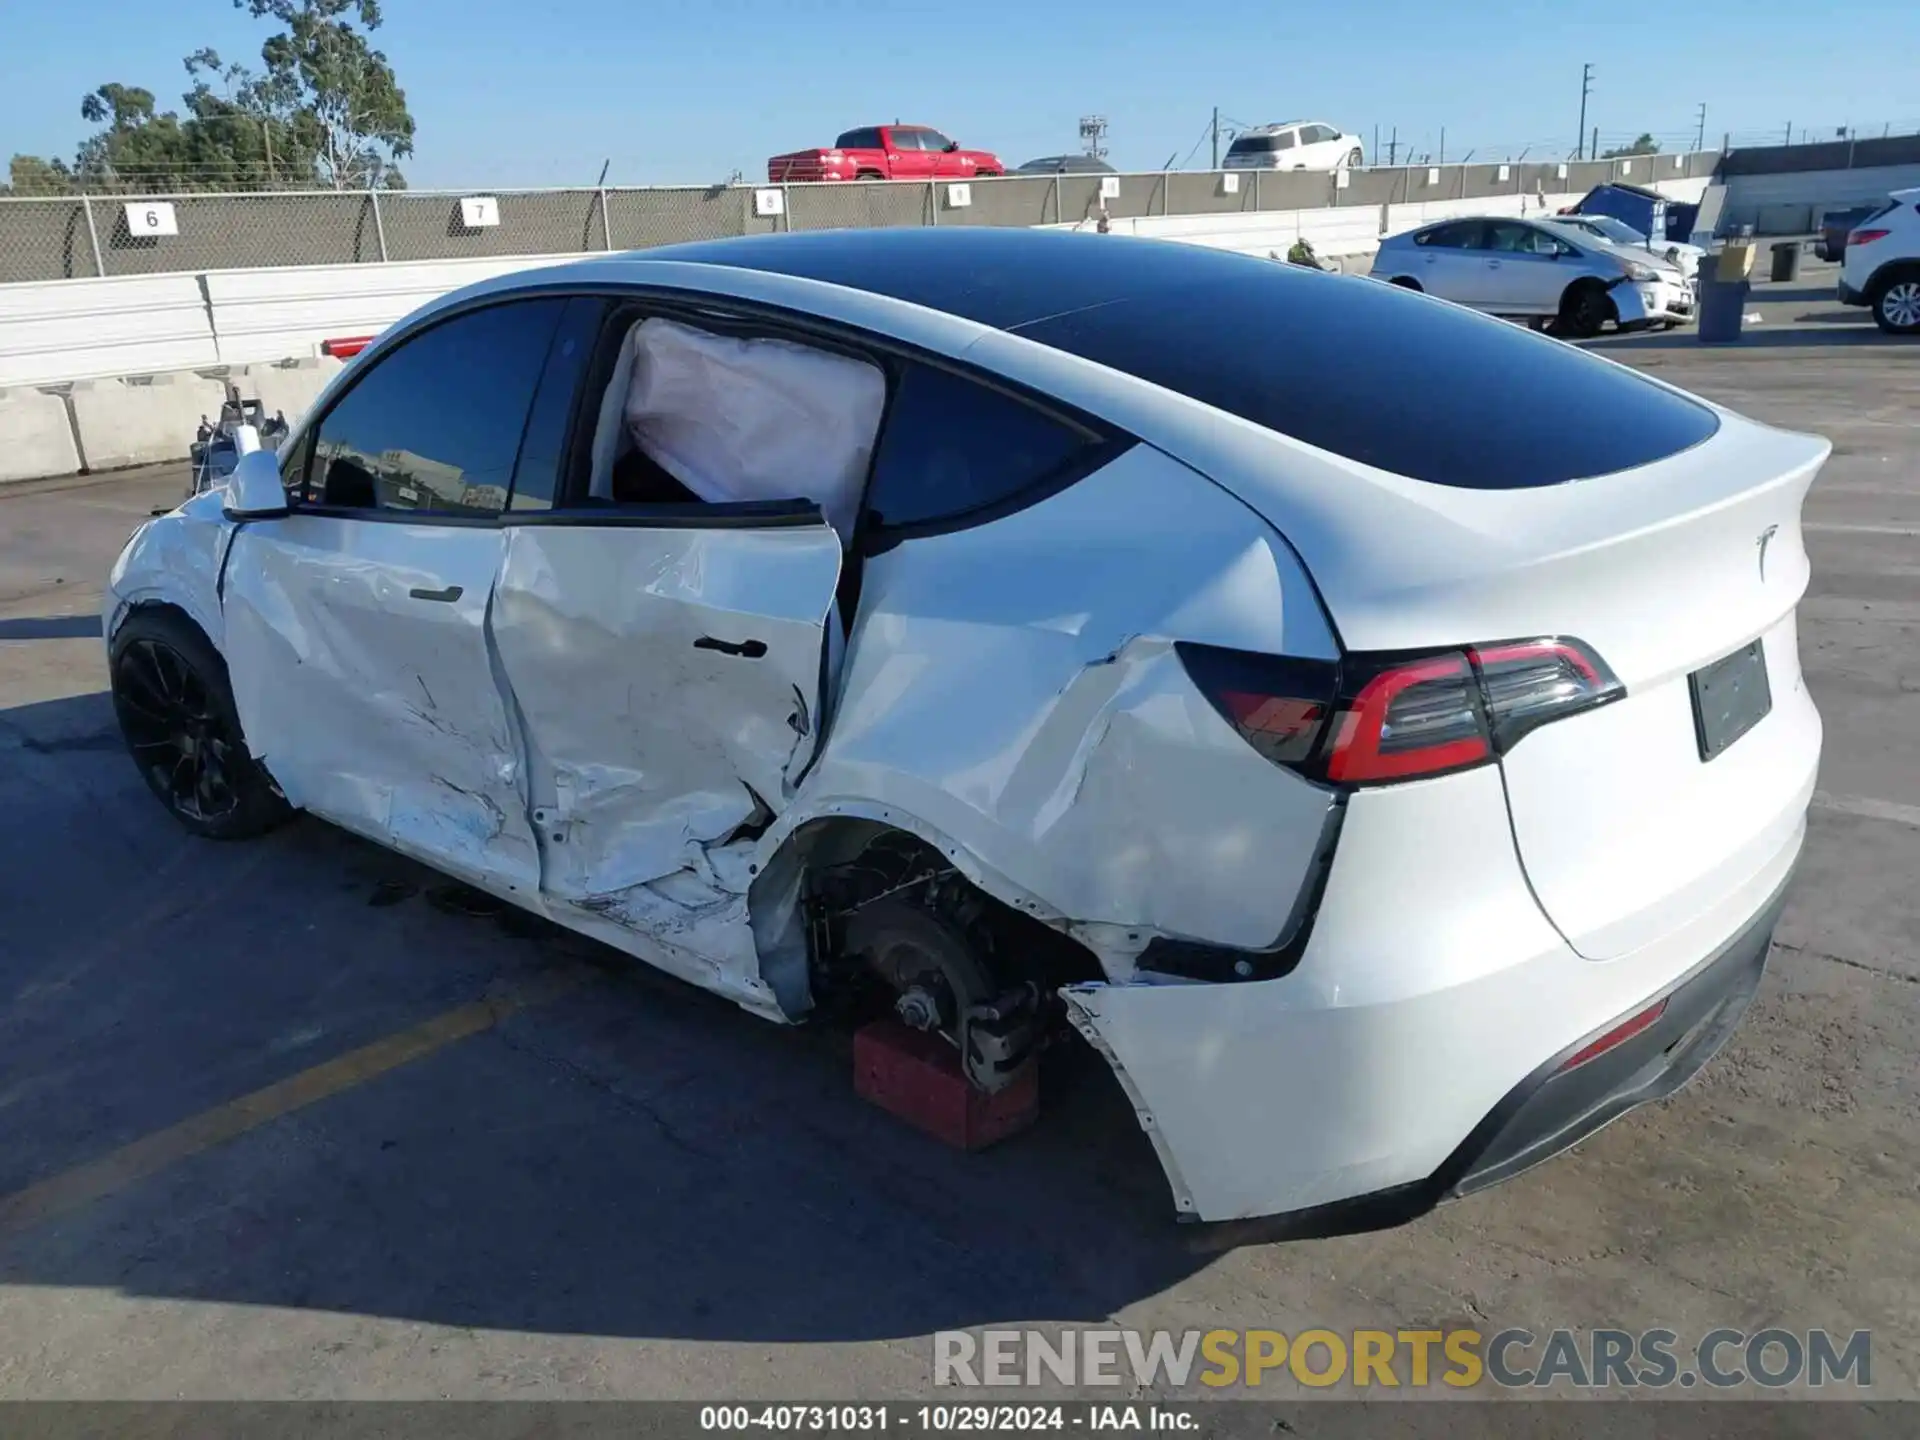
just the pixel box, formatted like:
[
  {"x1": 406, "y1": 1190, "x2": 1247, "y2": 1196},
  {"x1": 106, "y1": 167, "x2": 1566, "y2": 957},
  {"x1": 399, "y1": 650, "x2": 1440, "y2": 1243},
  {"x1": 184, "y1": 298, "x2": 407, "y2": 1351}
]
[
  {"x1": 1211, "y1": 107, "x2": 1220, "y2": 170},
  {"x1": 1388, "y1": 127, "x2": 1398, "y2": 165},
  {"x1": 1577, "y1": 62, "x2": 1593, "y2": 159},
  {"x1": 1439, "y1": 127, "x2": 1446, "y2": 164},
  {"x1": 1695, "y1": 103, "x2": 1707, "y2": 153},
  {"x1": 1592, "y1": 126, "x2": 1599, "y2": 162},
  {"x1": 1078, "y1": 115, "x2": 1109, "y2": 162}
]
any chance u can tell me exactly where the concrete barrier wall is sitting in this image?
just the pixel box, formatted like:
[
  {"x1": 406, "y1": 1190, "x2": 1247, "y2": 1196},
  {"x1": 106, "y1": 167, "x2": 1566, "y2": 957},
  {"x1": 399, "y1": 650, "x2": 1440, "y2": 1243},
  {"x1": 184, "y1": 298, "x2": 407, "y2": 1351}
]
[
  {"x1": 1717, "y1": 164, "x2": 1920, "y2": 233},
  {"x1": 0, "y1": 170, "x2": 1724, "y2": 485},
  {"x1": 68, "y1": 372, "x2": 230, "y2": 471},
  {"x1": 0, "y1": 153, "x2": 1724, "y2": 283},
  {"x1": 205, "y1": 253, "x2": 580, "y2": 368},
  {"x1": 0, "y1": 273, "x2": 217, "y2": 389},
  {"x1": 0, "y1": 387, "x2": 82, "y2": 484}
]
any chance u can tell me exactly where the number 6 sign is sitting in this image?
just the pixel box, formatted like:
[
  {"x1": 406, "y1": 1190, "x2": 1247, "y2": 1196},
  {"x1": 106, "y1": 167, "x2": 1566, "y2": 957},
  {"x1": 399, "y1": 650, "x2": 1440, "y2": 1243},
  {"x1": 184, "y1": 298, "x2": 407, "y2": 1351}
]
[{"x1": 123, "y1": 201, "x2": 179, "y2": 237}]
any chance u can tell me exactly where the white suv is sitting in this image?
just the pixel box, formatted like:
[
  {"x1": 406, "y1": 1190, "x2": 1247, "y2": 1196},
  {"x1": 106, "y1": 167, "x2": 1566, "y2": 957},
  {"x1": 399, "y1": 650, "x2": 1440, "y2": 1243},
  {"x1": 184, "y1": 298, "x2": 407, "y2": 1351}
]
[
  {"x1": 1838, "y1": 187, "x2": 1920, "y2": 334},
  {"x1": 1223, "y1": 121, "x2": 1364, "y2": 173},
  {"x1": 106, "y1": 230, "x2": 1821, "y2": 1229}
]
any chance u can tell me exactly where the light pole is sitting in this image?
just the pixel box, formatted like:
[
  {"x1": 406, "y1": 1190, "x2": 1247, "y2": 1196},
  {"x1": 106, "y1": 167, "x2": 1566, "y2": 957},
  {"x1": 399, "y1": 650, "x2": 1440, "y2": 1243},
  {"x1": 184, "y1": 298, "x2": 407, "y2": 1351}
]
[{"x1": 1577, "y1": 63, "x2": 1594, "y2": 159}]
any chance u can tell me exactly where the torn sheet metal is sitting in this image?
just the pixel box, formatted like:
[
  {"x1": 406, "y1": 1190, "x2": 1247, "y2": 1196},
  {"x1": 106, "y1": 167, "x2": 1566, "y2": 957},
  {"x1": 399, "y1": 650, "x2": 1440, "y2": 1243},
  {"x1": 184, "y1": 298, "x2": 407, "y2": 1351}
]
[
  {"x1": 491, "y1": 519, "x2": 841, "y2": 984},
  {"x1": 772, "y1": 445, "x2": 1338, "y2": 971},
  {"x1": 219, "y1": 516, "x2": 542, "y2": 894}
]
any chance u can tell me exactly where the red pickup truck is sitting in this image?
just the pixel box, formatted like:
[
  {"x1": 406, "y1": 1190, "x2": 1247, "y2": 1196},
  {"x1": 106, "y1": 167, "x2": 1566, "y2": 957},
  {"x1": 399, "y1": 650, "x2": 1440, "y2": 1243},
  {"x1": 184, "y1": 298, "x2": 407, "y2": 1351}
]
[{"x1": 767, "y1": 125, "x2": 1004, "y2": 183}]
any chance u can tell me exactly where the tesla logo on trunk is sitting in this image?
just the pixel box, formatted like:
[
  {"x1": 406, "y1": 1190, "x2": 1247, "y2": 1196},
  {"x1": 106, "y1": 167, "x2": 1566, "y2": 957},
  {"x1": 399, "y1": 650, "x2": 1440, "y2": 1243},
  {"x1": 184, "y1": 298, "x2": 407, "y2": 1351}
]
[{"x1": 1757, "y1": 525, "x2": 1779, "y2": 582}]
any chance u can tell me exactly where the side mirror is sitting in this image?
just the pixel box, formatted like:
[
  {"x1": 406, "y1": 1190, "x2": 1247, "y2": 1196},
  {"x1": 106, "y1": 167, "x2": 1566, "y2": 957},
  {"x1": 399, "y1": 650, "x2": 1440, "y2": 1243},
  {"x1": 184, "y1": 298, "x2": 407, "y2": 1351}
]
[
  {"x1": 944, "y1": 140, "x2": 960, "y2": 153},
  {"x1": 223, "y1": 444, "x2": 290, "y2": 519}
]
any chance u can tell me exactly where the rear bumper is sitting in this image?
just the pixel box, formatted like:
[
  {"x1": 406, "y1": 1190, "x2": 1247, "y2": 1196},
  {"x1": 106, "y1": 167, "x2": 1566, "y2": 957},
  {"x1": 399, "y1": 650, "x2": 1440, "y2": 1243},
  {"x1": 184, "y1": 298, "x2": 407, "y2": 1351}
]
[
  {"x1": 1186, "y1": 867, "x2": 1787, "y2": 1245},
  {"x1": 1838, "y1": 278, "x2": 1867, "y2": 307},
  {"x1": 1063, "y1": 763, "x2": 1806, "y2": 1229},
  {"x1": 1446, "y1": 868, "x2": 1781, "y2": 1197}
]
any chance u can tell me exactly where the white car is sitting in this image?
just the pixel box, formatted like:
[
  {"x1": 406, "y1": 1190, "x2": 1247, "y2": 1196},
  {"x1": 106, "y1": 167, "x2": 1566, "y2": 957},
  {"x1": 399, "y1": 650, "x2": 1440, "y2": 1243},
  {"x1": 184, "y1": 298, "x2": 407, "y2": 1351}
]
[
  {"x1": 1554, "y1": 212, "x2": 1705, "y2": 280},
  {"x1": 1838, "y1": 186, "x2": 1920, "y2": 334},
  {"x1": 1222, "y1": 121, "x2": 1363, "y2": 173},
  {"x1": 1371, "y1": 215, "x2": 1695, "y2": 336},
  {"x1": 106, "y1": 230, "x2": 1823, "y2": 1228}
]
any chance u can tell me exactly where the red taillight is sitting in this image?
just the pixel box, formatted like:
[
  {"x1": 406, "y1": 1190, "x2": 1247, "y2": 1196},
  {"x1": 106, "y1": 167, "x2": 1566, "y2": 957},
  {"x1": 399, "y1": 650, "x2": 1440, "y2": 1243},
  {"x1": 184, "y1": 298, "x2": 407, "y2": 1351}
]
[
  {"x1": 1847, "y1": 228, "x2": 1890, "y2": 246},
  {"x1": 1469, "y1": 638, "x2": 1620, "y2": 751},
  {"x1": 1557, "y1": 997, "x2": 1668, "y2": 1073},
  {"x1": 1326, "y1": 653, "x2": 1488, "y2": 783},
  {"x1": 1179, "y1": 636, "x2": 1623, "y2": 789},
  {"x1": 322, "y1": 335, "x2": 375, "y2": 358},
  {"x1": 1218, "y1": 691, "x2": 1328, "y2": 766}
]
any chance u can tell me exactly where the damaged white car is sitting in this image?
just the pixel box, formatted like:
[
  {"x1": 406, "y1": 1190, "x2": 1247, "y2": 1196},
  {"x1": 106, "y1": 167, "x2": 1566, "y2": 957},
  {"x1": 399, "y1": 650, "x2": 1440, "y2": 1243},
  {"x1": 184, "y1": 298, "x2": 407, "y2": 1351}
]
[{"x1": 106, "y1": 229, "x2": 1824, "y2": 1228}]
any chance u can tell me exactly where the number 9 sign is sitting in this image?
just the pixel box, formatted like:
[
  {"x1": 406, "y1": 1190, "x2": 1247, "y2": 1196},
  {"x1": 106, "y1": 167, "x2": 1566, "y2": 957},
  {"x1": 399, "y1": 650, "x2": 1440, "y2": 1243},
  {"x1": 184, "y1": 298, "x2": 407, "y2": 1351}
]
[{"x1": 123, "y1": 201, "x2": 179, "y2": 237}]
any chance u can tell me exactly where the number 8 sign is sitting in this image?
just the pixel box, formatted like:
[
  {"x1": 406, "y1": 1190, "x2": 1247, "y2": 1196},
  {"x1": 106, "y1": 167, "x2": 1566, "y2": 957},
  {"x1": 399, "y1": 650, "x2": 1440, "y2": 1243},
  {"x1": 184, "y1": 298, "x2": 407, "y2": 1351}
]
[{"x1": 123, "y1": 201, "x2": 179, "y2": 237}]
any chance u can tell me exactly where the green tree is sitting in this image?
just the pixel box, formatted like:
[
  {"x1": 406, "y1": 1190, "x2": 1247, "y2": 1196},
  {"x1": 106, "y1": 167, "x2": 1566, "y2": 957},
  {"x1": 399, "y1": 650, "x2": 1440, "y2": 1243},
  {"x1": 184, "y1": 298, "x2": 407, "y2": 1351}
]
[
  {"x1": 1601, "y1": 133, "x2": 1661, "y2": 158},
  {"x1": 240, "y1": 0, "x2": 413, "y2": 189},
  {"x1": 4, "y1": 0, "x2": 412, "y2": 193},
  {"x1": 4, "y1": 155, "x2": 78, "y2": 195}
]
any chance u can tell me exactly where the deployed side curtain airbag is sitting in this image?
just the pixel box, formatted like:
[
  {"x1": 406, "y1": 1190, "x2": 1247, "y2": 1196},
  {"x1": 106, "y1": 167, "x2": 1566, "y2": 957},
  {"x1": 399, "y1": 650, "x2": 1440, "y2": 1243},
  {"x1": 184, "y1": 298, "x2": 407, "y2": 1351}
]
[{"x1": 624, "y1": 319, "x2": 886, "y2": 542}]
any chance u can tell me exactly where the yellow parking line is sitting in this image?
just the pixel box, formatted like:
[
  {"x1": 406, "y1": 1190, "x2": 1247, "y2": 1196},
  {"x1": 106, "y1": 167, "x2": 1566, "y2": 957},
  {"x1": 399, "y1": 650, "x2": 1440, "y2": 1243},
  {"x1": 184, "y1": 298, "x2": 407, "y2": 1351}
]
[{"x1": 0, "y1": 967, "x2": 588, "y2": 1238}]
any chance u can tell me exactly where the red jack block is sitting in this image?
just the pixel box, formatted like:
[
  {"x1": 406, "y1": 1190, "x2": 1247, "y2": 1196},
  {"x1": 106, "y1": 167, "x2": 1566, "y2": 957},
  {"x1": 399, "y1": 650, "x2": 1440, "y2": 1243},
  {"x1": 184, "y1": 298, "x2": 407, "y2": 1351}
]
[{"x1": 853, "y1": 1019, "x2": 1039, "y2": 1151}]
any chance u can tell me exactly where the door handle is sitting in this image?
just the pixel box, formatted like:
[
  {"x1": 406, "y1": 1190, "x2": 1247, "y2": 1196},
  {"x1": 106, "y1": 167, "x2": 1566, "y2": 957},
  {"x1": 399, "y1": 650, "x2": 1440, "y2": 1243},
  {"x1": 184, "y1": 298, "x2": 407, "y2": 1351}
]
[
  {"x1": 694, "y1": 636, "x2": 768, "y2": 659},
  {"x1": 408, "y1": 584, "x2": 463, "y2": 603},
  {"x1": 1487, "y1": 259, "x2": 1502, "y2": 268}
]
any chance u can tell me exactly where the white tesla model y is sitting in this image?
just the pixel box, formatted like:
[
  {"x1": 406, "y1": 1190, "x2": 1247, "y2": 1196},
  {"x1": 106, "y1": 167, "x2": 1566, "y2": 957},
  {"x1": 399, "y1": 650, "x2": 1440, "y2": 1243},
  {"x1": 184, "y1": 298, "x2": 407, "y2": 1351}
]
[{"x1": 105, "y1": 229, "x2": 1825, "y2": 1229}]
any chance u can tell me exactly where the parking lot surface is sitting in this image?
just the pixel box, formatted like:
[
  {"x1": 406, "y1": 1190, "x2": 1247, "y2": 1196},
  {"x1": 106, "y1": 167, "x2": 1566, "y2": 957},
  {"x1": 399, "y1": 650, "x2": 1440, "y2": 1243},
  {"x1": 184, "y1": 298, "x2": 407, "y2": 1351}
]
[{"x1": 2, "y1": 266, "x2": 1916, "y2": 1400}]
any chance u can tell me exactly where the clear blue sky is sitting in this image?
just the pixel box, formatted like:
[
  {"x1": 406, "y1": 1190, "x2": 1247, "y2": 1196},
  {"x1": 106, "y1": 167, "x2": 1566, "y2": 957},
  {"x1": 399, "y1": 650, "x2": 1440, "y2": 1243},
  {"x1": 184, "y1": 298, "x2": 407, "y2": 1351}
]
[{"x1": 6, "y1": 0, "x2": 1918, "y2": 188}]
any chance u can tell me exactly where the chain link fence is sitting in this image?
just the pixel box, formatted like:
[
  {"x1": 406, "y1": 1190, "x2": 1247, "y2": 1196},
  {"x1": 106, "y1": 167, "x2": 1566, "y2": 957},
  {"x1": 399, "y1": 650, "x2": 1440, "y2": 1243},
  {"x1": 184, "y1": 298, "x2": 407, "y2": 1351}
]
[{"x1": 0, "y1": 152, "x2": 1723, "y2": 285}]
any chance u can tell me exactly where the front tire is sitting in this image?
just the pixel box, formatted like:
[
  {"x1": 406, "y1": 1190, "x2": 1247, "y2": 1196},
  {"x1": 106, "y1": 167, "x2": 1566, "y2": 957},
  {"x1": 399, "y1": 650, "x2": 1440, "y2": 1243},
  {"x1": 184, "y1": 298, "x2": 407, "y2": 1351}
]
[
  {"x1": 1871, "y1": 270, "x2": 1920, "y2": 334},
  {"x1": 1346, "y1": 148, "x2": 1364, "y2": 168},
  {"x1": 1553, "y1": 281, "x2": 1615, "y2": 339},
  {"x1": 109, "y1": 609, "x2": 290, "y2": 840}
]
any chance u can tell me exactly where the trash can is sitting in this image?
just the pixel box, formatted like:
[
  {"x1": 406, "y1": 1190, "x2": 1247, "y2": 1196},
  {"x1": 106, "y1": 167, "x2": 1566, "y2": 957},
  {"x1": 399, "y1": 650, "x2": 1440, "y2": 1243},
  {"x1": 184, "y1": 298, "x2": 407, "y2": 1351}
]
[
  {"x1": 1696, "y1": 253, "x2": 1750, "y2": 344},
  {"x1": 1769, "y1": 241, "x2": 1801, "y2": 283}
]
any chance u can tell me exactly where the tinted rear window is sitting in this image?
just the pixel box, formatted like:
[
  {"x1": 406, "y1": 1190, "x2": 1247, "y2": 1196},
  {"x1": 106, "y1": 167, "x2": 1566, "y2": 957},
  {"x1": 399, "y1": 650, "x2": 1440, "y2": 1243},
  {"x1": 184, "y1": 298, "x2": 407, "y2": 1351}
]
[
  {"x1": 1229, "y1": 132, "x2": 1295, "y2": 153},
  {"x1": 1012, "y1": 265, "x2": 1720, "y2": 489}
]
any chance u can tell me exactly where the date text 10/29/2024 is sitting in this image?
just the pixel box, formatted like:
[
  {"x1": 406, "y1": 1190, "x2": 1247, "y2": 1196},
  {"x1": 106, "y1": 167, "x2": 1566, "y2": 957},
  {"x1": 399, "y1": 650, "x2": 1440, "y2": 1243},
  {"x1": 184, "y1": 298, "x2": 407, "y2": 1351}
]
[{"x1": 701, "y1": 1406, "x2": 1196, "y2": 1432}]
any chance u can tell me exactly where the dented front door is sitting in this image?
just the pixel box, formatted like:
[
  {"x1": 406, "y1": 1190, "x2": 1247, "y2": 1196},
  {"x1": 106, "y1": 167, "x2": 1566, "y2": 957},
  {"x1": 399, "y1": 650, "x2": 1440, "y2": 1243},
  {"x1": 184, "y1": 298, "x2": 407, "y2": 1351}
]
[
  {"x1": 223, "y1": 516, "x2": 544, "y2": 896},
  {"x1": 489, "y1": 510, "x2": 841, "y2": 941}
]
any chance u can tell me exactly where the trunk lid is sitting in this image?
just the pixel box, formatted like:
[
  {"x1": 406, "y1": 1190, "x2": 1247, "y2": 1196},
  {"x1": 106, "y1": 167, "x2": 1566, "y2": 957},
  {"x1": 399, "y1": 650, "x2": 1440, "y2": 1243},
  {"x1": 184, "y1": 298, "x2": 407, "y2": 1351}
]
[{"x1": 1195, "y1": 407, "x2": 1830, "y2": 959}]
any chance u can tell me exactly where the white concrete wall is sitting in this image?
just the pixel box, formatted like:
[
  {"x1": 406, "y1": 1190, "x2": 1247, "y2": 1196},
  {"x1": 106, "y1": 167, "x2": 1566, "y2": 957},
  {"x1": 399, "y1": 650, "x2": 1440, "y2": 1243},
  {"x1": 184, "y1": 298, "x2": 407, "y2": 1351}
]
[
  {"x1": 0, "y1": 274, "x2": 216, "y2": 389},
  {"x1": 205, "y1": 253, "x2": 579, "y2": 368},
  {"x1": 68, "y1": 372, "x2": 229, "y2": 471},
  {"x1": 1718, "y1": 164, "x2": 1920, "y2": 233},
  {"x1": 0, "y1": 388, "x2": 81, "y2": 484},
  {"x1": 0, "y1": 172, "x2": 1730, "y2": 485}
]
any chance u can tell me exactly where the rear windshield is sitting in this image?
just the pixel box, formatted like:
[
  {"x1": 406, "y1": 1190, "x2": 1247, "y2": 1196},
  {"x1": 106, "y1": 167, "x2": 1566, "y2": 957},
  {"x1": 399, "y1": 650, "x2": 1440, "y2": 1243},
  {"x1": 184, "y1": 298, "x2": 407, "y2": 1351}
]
[
  {"x1": 1012, "y1": 263, "x2": 1720, "y2": 489},
  {"x1": 1229, "y1": 131, "x2": 1296, "y2": 153}
]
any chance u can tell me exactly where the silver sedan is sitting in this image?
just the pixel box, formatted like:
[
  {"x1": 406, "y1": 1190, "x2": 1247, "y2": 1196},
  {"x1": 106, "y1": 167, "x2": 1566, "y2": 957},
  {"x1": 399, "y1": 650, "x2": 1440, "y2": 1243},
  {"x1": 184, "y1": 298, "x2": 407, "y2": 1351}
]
[{"x1": 1370, "y1": 216, "x2": 1694, "y2": 337}]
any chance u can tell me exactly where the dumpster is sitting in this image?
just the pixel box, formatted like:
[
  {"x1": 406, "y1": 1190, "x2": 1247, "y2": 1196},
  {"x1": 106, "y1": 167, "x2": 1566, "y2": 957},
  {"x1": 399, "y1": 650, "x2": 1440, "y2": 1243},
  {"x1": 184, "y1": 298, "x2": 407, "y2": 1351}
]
[
  {"x1": 1696, "y1": 253, "x2": 1750, "y2": 344},
  {"x1": 1769, "y1": 241, "x2": 1801, "y2": 282}
]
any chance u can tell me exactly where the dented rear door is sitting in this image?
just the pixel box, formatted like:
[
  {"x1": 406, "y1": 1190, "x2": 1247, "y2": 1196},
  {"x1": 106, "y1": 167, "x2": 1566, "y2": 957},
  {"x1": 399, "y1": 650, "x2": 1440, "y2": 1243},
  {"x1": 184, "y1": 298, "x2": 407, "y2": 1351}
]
[{"x1": 490, "y1": 506, "x2": 841, "y2": 931}]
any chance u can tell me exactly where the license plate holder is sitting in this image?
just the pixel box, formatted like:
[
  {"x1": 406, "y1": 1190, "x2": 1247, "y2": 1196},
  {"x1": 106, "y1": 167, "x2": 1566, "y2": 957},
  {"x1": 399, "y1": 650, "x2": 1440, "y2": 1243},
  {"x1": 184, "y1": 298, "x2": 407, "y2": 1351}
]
[{"x1": 1689, "y1": 640, "x2": 1772, "y2": 761}]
